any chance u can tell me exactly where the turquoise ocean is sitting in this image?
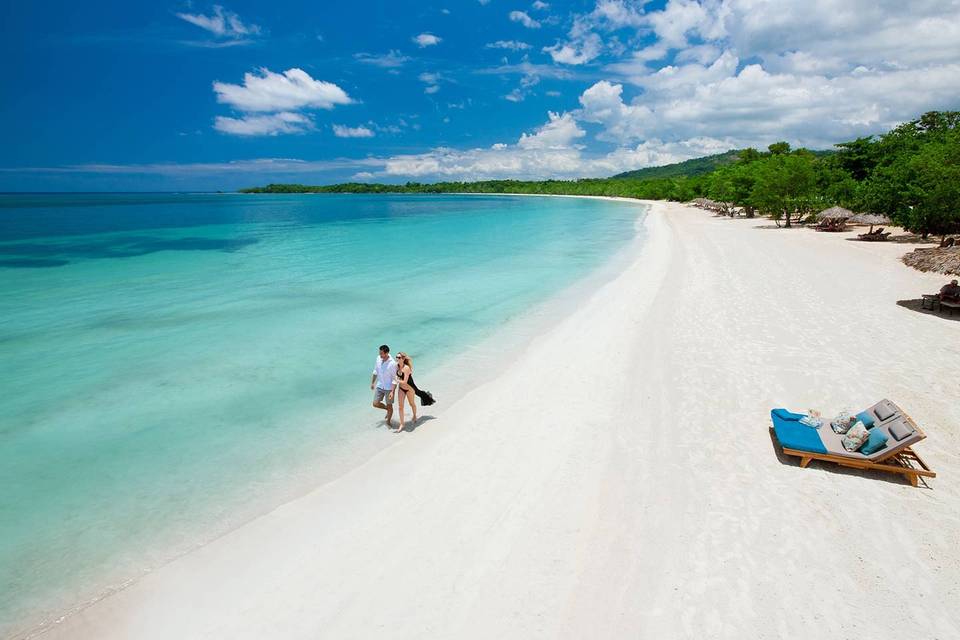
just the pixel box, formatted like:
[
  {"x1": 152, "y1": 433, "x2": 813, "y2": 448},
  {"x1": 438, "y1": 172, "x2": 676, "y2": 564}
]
[{"x1": 0, "y1": 193, "x2": 645, "y2": 634}]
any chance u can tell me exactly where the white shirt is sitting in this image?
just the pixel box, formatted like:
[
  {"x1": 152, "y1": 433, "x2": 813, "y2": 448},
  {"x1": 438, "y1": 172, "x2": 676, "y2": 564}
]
[{"x1": 373, "y1": 356, "x2": 398, "y2": 391}]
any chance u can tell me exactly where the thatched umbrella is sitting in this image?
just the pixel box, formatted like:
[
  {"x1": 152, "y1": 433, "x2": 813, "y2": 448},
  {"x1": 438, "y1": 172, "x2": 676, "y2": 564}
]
[
  {"x1": 817, "y1": 206, "x2": 853, "y2": 221},
  {"x1": 816, "y1": 206, "x2": 852, "y2": 231},
  {"x1": 850, "y1": 212, "x2": 891, "y2": 233}
]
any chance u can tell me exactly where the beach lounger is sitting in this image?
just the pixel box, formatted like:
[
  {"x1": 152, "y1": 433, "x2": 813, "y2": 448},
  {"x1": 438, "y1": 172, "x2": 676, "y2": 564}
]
[
  {"x1": 771, "y1": 400, "x2": 935, "y2": 487},
  {"x1": 857, "y1": 228, "x2": 891, "y2": 241}
]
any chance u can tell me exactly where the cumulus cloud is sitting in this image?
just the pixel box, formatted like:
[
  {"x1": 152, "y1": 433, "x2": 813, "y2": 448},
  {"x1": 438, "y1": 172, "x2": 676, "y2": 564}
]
[
  {"x1": 543, "y1": 32, "x2": 602, "y2": 65},
  {"x1": 509, "y1": 11, "x2": 541, "y2": 28},
  {"x1": 374, "y1": 110, "x2": 730, "y2": 180},
  {"x1": 213, "y1": 68, "x2": 353, "y2": 112},
  {"x1": 214, "y1": 112, "x2": 313, "y2": 136},
  {"x1": 585, "y1": 0, "x2": 960, "y2": 149},
  {"x1": 354, "y1": 50, "x2": 411, "y2": 68},
  {"x1": 333, "y1": 124, "x2": 375, "y2": 138},
  {"x1": 518, "y1": 111, "x2": 584, "y2": 148},
  {"x1": 544, "y1": 0, "x2": 643, "y2": 65},
  {"x1": 532, "y1": 1, "x2": 550, "y2": 9},
  {"x1": 413, "y1": 33, "x2": 442, "y2": 47},
  {"x1": 176, "y1": 5, "x2": 260, "y2": 39},
  {"x1": 486, "y1": 40, "x2": 532, "y2": 50},
  {"x1": 211, "y1": 68, "x2": 353, "y2": 136}
]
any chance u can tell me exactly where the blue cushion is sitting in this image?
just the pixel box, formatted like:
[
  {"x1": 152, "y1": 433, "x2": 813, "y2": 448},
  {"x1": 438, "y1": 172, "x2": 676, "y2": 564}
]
[
  {"x1": 859, "y1": 428, "x2": 889, "y2": 455},
  {"x1": 772, "y1": 411, "x2": 827, "y2": 454},
  {"x1": 855, "y1": 411, "x2": 876, "y2": 428},
  {"x1": 773, "y1": 408, "x2": 806, "y2": 422}
]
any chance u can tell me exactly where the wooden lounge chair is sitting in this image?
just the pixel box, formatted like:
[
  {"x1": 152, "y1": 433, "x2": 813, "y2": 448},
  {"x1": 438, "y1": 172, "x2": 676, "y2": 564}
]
[
  {"x1": 771, "y1": 400, "x2": 936, "y2": 487},
  {"x1": 858, "y1": 227, "x2": 891, "y2": 241}
]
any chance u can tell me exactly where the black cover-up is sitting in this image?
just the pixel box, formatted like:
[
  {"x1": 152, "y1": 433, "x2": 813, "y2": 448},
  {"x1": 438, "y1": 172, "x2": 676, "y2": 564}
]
[{"x1": 408, "y1": 375, "x2": 436, "y2": 406}]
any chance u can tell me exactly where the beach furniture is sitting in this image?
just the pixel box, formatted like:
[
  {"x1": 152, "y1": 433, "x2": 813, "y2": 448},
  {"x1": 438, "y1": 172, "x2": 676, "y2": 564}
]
[
  {"x1": 815, "y1": 206, "x2": 852, "y2": 232},
  {"x1": 942, "y1": 299, "x2": 960, "y2": 316},
  {"x1": 857, "y1": 227, "x2": 891, "y2": 241},
  {"x1": 771, "y1": 400, "x2": 935, "y2": 487}
]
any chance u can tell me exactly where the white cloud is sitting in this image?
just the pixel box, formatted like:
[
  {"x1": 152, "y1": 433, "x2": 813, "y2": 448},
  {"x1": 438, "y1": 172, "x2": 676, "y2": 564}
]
[
  {"x1": 562, "y1": 1, "x2": 960, "y2": 150},
  {"x1": 517, "y1": 111, "x2": 584, "y2": 149},
  {"x1": 577, "y1": 80, "x2": 653, "y2": 142},
  {"x1": 213, "y1": 68, "x2": 353, "y2": 112},
  {"x1": 543, "y1": 1, "x2": 643, "y2": 65},
  {"x1": 213, "y1": 112, "x2": 313, "y2": 136},
  {"x1": 376, "y1": 124, "x2": 728, "y2": 180},
  {"x1": 176, "y1": 5, "x2": 260, "y2": 39},
  {"x1": 532, "y1": 1, "x2": 550, "y2": 9},
  {"x1": 354, "y1": 50, "x2": 411, "y2": 68},
  {"x1": 413, "y1": 33, "x2": 442, "y2": 47},
  {"x1": 543, "y1": 32, "x2": 602, "y2": 65},
  {"x1": 509, "y1": 11, "x2": 541, "y2": 28},
  {"x1": 419, "y1": 72, "x2": 443, "y2": 94},
  {"x1": 486, "y1": 40, "x2": 532, "y2": 51},
  {"x1": 590, "y1": 0, "x2": 645, "y2": 29},
  {"x1": 333, "y1": 124, "x2": 375, "y2": 138},
  {"x1": 477, "y1": 61, "x2": 576, "y2": 80},
  {"x1": 505, "y1": 73, "x2": 541, "y2": 102}
]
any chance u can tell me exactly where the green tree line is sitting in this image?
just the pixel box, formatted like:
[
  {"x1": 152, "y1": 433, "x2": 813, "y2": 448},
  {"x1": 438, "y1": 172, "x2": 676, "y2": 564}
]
[{"x1": 241, "y1": 111, "x2": 960, "y2": 237}]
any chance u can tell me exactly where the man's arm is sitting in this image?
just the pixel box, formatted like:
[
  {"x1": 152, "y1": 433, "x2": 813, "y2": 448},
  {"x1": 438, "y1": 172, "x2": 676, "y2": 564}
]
[{"x1": 387, "y1": 362, "x2": 398, "y2": 398}]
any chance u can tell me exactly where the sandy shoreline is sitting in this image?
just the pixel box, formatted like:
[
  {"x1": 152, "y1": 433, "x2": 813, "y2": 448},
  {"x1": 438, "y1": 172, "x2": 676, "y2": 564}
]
[{"x1": 33, "y1": 201, "x2": 960, "y2": 639}]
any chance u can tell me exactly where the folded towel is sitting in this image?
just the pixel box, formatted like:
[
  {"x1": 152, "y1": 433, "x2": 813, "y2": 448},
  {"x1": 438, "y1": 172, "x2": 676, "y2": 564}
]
[{"x1": 773, "y1": 408, "x2": 806, "y2": 421}]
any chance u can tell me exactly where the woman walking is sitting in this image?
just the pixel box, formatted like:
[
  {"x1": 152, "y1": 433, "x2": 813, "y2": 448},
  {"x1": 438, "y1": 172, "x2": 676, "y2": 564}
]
[{"x1": 394, "y1": 352, "x2": 417, "y2": 432}]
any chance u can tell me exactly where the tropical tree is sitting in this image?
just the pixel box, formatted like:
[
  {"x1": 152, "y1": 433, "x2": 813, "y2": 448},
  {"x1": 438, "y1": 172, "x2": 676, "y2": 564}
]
[{"x1": 750, "y1": 152, "x2": 818, "y2": 227}]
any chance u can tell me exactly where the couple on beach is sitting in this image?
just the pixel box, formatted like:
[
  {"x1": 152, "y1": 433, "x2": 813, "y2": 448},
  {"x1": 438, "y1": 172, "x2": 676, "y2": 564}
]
[{"x1": 371, "y1": 344, "x2": 435, "y2": 432}]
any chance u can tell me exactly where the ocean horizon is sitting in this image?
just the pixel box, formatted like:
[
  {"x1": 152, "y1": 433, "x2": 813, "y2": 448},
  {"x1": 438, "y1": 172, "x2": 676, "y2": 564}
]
[{"x1": 0, "y1": 192, "x2": 646, "y2": 634}]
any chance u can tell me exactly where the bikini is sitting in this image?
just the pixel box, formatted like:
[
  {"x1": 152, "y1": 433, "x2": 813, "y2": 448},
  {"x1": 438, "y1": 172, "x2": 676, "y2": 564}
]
[{"x1": 396, "y1": 368, "x2": 413, "y2": 393}]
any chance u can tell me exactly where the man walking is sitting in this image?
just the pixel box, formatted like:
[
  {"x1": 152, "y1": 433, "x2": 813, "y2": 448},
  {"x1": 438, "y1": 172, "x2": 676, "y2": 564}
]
[{"x1": 371, "y1": 344, "x2": 397, "y2": 427}]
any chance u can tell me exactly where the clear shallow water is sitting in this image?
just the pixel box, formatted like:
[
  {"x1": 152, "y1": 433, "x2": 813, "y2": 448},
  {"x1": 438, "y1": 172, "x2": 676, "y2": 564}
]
[{"x1": 0, "y1": 193, "x2": 644, "y2": 633}]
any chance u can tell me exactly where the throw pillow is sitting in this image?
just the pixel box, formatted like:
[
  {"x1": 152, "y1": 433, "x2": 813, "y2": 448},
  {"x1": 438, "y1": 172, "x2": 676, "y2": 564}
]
[
  {"x1": 855, "y1": 411, "x2": 876, "y2": 428},
  {"x1": 874, "y1": 403, "x2": 896, "y2": 422},
  {"x1": 888, "y1": 420, "x2": 914, "y2": 442},
  {"x1": 859, "y1": 428, "x2": 889, "y2": 456},
  {"x1": 841, "y1": 421, "x2": 870, "y2": 452},
  {"x1": 831, "y1": 414, "x2": 856, "y2": 434}
]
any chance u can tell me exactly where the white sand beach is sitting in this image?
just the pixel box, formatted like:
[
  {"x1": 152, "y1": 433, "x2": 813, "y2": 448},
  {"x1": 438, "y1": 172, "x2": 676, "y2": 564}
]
[{"x1": 39, "y1": 201, "x2": 960, "y2": 639}]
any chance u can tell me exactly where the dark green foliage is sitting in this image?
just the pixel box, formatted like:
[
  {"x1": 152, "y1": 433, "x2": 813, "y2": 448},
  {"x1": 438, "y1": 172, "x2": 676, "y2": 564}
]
[
  {"x1": 241, "y1": 177, "x2": 709, "y2": 201},
  {"x1": 857, "y1": 111, "x2": 960, "y2": 236},
  {"x1": 610, "y1": 150, "x2": 741, "y2": 180}
]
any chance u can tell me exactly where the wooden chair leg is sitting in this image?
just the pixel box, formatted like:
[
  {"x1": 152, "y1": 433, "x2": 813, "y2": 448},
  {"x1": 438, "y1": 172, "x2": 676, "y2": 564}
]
[
  {"x1": 800, "y1": 456, "x2": 812, "y2": 468},
  {"x1": 907, "y1": 473, "x2": 918, "y2": 487}
]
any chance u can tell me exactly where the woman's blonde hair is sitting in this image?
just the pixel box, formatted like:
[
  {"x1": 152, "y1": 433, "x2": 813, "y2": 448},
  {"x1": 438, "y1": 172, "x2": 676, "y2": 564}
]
[{"x1": 396, "y1": 352, "x2": 413, "y2": 368}]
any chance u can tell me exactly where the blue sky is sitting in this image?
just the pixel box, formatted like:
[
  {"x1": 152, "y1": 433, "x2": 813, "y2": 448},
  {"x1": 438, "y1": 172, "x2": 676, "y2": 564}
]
[{"x1": 2, "y1": 1, "x2": 959, "y2": 191}]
